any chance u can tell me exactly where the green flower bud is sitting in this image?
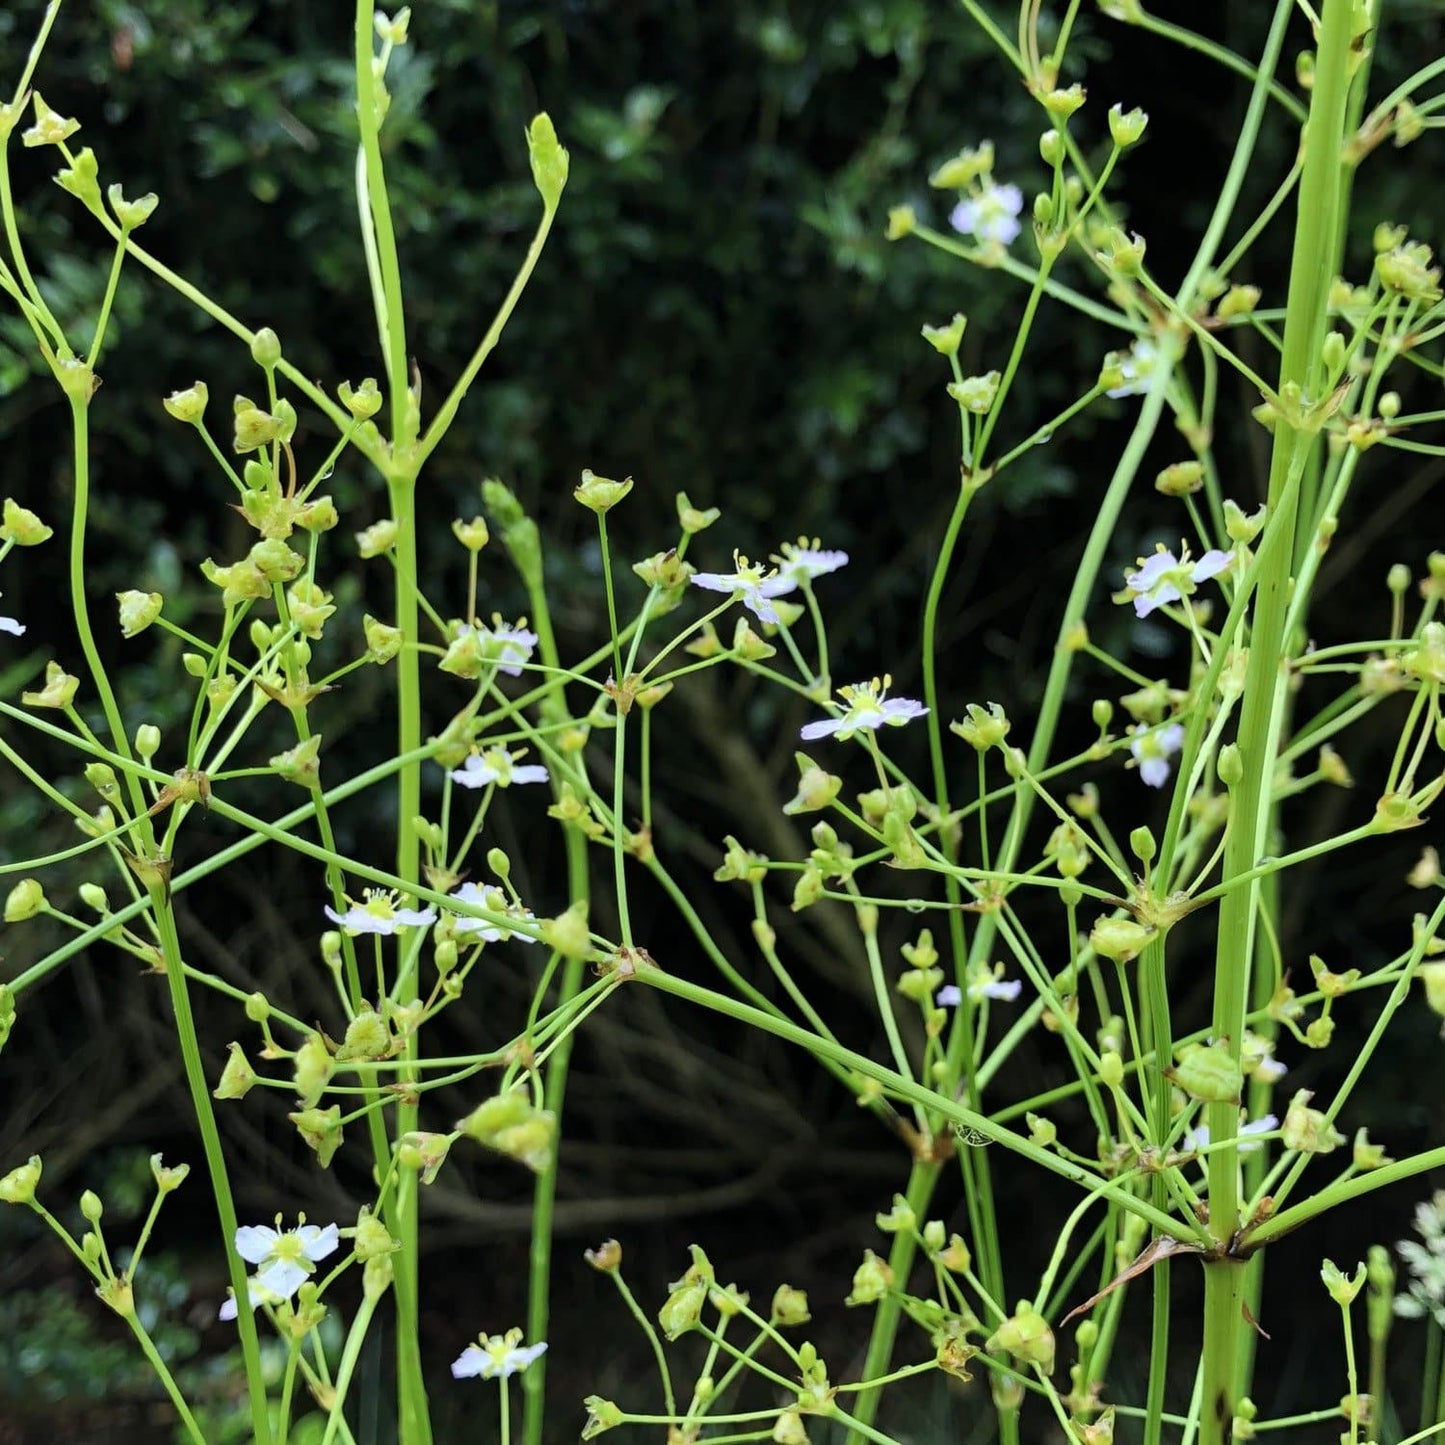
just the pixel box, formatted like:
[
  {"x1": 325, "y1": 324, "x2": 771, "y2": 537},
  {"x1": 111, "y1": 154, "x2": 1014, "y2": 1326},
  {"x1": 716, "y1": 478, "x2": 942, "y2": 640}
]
[
  {"x1": 22, "y1": 661, "x2": 79, "y2": 710},
  {"x1": 360, "y1": 614, "x2": 402, "y2": 665},
  {"x1": 771, "y1": 1283, "x2": 810, "y2": 1326},
  {"x1": 1155, "y1": 461, "x2": 1205, "y2": 496},
  {"x1": 1281, "y1": 1088, "x2": 1344, "y2": 1153},
  {"x1": 885, "y1": 205, "x2": 916, "y2": 239},
  {"x1": 1320, "y1": 1258, "x2": 1366, "y2": 1306},
  {"x1": 950, "y1": 701, "x2": 1010, "y2": 750},
  {"x1": 1129, "y1": 826, "x2": 1156, "y2": 864},
  {"x1": 929, "y1": 142, "x2": 993, "y2": 189},
  {"x1": 1042, "y1": 85, "x2": 1086, "y2": 125},
  {"x1": 293, "y1": 1033, "x2": 334, "y2": 1107},
  {"x1": 1218, "y1": 743, "x2": 1244, "y2": 787},
  {"x1": 574, "y1": 469, "x2": 633, "y2": 514},
  {"x1": 249, "y1": 328, "x2": 282, "y2": 369},
  {"x1": 0, "y1": 1155, "x2": 42, "y2": 1204},
  {"x1": 339, "y1": 377, "x2": 383, "y2": 420},
  {"x1": 232, "y1": 396, "x2": 286, "y2": 453},
  {"x1": 162, "y1": 382, "x2": 209, "y2": 425},
  {"x1": 150, "y1": 1154, "x2": 189, "y2": 1194},
  {"x1": 356, "y1": 518, "x2": 399, "y2": 558},
  {"x1": 289, "y1": 1104, "x2": 343, "y2": 1168},
  {"x1": 397, "y1": 1131, "x2": 452, "y2": 1184},
  {"x1": 921, "y1": 314, "x2": 967, "y2": 356},
  {"x1": 987, "y1": 1301, "x2": 1056, "y2": 1372},
  {"x1": 1039, "y1": 128, "x2": 1065, "y2": 166},
  {"x1": 338, "y1": 1008, "x2": 390, "y2": 1061},
  {"x1": 541, "y1": 900, "x2": 591, "y2": 960},
  {"x1": 1216, "y1": 284, "x2": 1261, "y2": 320},
  {"x1": 526, "y1": 112, "x2": 570, "y2": 206},
  {"x1": 1108, "y1": 104, "x2": 1148, "y2": 146},
  {"x1": 5, "y1": 878, "x2": 47, "y2": 922},
  {"x1": 451, "y1": 516, "x2": 490, "y2": 551},
  {"x1": 80, "y1": 1189, "x2": 103, "y2": 1223},
  {"x1": 845, "y1": 1248, "x2": 894, "y2": 1306},
  {"x1": 270, "y1": 735, "x2": 322, "y2": 787},
  {"x1": 675, "y1": 491, "x2": 720, "y2": 534},
  {"x1": 1089, "y1": 915, "x2": 1154, "y2": 963},
  {"x1": 107, "y1": 184, "x2": 158, "y2": 230},
  {"x1": 1169, "y1": 1041, "x2": 1243, "y2": 1104},
  {"x1": 55, "y1": 147, "x2": 103, "y2": 210},
  {"x1": 1098, "y1": 1050, "x2": 1125, "y2": 1088},
  {"x1": 134, "y1": 723, "x2": 161, "y2": 761},
  {"x1": 244, "y1": 991, "x2": 270, "y2": 1022},
  {"x1": 116, "y1": 590, "x2": 163, "y2": 637},
  {"x1": 947, "y1": 370, "x2": 1001, "y2": 414},
  {"x1": 1, "y1": 498, "x2": 54, "y2": 546},
  {"x1": 22, "y1": 94, "x2": 80, "y2": 147},
  {"x1": 213, "y1": 1043, "x2": 256, "y2": 1100}
]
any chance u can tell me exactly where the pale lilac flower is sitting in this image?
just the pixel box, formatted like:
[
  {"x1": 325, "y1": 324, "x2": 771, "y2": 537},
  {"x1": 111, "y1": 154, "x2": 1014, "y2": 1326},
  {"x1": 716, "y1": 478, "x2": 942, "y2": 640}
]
[
  {"x1": 764, "y1": 542, "x2": 850, "y2": 597},
  {"x1": 690, "y1": 553, "x2": 784, "y2": 624},
  {"x1": 1105, "y1": 338, "x2": 1160, "y2": 398},
  {"x1": 1130, "y1": 723, "x2": 1184, "y2": 788},
  {"x1": 1125, "y1": 547, "x2": 1234, "y2": 619},
  {"x1": 475, "y1": 620, "x2": 539, "y2": 676},
  {"x1": 937, "y1": 963, "x2": 1023, "y2": 1007},
  {"x1": 801, "y1": 676, "x2": 929, "y2": 741},
  {"x1": 1183, "y1": 1113, "x2": 1277, "y2": 1155},
  {"x1": 949, "y1": 180, "x2": 1024, "y2": 246},
  {"x1": 449, "y1": 749, "x2": 549, "y2": 789},
  {"x1": 0, "y1": 601, "x2": 23, "y2": 637},
  {"x1": 448, "y1": 881, "x2": 537, "y2": 943},
  {"x1": 324, "y1": 888, "x2": 437, "y2": 935},
  {"x1": 452, "y1": 1328, "x2": 548, "y2": 1380},
  {"x1": 219, "y1": 1218, "x2": 340, "y2": 1321}
]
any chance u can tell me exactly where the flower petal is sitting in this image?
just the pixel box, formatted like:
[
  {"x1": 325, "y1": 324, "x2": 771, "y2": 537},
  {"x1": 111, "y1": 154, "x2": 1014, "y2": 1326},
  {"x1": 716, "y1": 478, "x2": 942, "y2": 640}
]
[
  {"x1": 235, "y1": 1225, "x2": 280, "y2": 1265},
  {"x1": 451, "y1": 1345, "x2": 489, "y2": 1379}
]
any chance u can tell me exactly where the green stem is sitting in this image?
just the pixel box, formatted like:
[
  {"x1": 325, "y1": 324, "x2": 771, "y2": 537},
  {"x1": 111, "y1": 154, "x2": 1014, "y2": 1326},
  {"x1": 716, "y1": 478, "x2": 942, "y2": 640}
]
[
  {"x1": 1196, "y1": 4, "x2": 1355, "y2": 1441},
  {"x1": 153, "y1": 892, "x2": 273, "y2": 1445}
]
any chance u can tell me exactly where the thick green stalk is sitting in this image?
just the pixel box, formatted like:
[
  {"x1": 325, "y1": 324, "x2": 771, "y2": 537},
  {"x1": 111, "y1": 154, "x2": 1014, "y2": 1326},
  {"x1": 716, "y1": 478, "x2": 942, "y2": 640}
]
[
  {"x1": 153, "y1": 892, "x2": 273, "y2": 1445},
  {"x1": 1197, "y1": 3, "x2": 1355, "y2": 1441}
]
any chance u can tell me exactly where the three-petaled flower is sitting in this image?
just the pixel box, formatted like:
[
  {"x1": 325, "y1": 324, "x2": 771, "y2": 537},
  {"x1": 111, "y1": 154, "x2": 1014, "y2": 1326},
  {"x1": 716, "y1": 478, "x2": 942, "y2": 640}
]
[
  {"x1": 472, "y1": 619, "x2": 539, "y2": 676},
  {"x1": 451, "y1": 1327, "x2": 548, "y2": 1381},
  {"x1": 1182, "y1": 1113, "x2": 1277, "y2": 1155},
  {"x1": 950, "y1": 179, "x2": 1025, "y2": 247},
  {"x1": 324, "y1": 888, "x2": 437, "y2": 935},
  {"x1": 1105, "y1": 337, "x2": 1161, "y2": 398},
  {"x1": 800, "y1": 677, "x2": 928, "y2": 741},
  {"x1": 937, "y1": 962, "x2": 1024, "y2": 1006},
  {"x1": 691, "y1": 542, "x2": 848, "y2": 625},
  {"x1": 1130, "y1": 723, "x2": 1184, "y2": 789},
  {"x1": 448, "y1": 881, "x2": 537, "y2": 943},
  {"x1": 449, "y1": 749, "x2": 549, "y2": 789},
  {"x1": 1124, "y1": 546, "x2": 1234, "y2": 619},
  {"x1": 219, "y1": 1217, "x2": 340, "y2": 1321}
]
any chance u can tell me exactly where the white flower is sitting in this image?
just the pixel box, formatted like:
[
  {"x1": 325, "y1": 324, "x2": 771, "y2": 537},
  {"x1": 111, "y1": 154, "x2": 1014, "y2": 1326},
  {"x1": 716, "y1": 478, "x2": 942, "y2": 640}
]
[
  {"x1": 767, "y1": 541, "x2": 849, "y2": 595},
  {"x1": 474, "y1": 620, "x2": 539, "y2": 676},
  {"x1": 1129, "y1": 723, "x2": 1184, "y2": 789},
  {"x1": 0, "y1": 598, "x2": 23, "y2": 637},
  {"x1": 449, "y1": 749, "x2": 549, "y2": 789},
  {"x1": 1183, "y1": 1113, "x2": 1277, "y2": 1155},
  {"x1": 219, "y1": 1218, "x2": 340, "y2": 1321},
  {"x1": 937, "y1": 962, "x2": 1023, "y2": 1006},
  {"x1": 1105, "y1": 338, "x2": 1160, "y2": 398},
  {"x1": 800, "y1": 676, "x2": 929, "y2": 741},
  {"x1": 1124, "y1": 547, "x2": 1234, "y2": 619},
  {"x1": 324, "y1": 888, "x2": 437, "y2": 935},
  {"x1": 448, "y1": 881, "x2": 537, "y2": 943},
  {"x1": 451, "y1": 1328, "x2": 548, "y2": 1381},
  {"x1": 949, "y1": 180, "x2": 1024, "y2": 246},
  {"x1": 690, "y1": 553, "x2": 785, "y2": 624}
]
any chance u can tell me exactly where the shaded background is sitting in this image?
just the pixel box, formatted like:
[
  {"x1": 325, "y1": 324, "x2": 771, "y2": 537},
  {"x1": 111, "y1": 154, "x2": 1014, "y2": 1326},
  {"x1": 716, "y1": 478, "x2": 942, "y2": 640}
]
[{"x1": 1, "y1": 0, "x2": 1444, "y2": 1440}]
